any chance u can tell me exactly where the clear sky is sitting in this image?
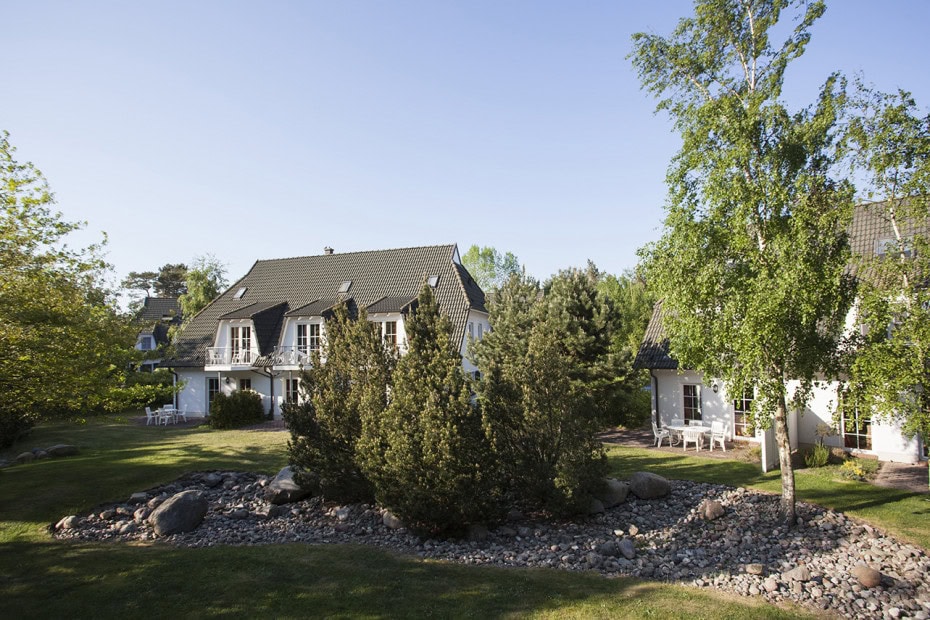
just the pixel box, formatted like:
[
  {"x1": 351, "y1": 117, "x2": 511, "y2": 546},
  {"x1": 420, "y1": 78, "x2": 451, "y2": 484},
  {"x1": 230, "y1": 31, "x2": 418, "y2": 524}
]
[{"x1": 5, "y1": 1, "x2": 930, "y2": 297}]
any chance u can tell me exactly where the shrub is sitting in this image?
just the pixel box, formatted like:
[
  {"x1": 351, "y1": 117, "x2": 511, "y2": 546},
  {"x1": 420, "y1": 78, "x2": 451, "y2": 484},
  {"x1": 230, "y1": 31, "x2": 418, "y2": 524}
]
[
  {"x1": 838, "y1": 457, "x2": 879, "y2": 481},
  {"x1": 358, "y1": 284, "x2": 501, "y2": 536},
  {"x1": 209, "y1": 390, "x2": 264, "y2": 429},
  {"x1": 804, "y1": 443, "x2": 830, "y2": 468},
  {"x1": 282, "y1": 303, "x2": 392, "y2": 503},
  {"x1": 0, "y1": 412, "x2": 34, "y2": 449}
]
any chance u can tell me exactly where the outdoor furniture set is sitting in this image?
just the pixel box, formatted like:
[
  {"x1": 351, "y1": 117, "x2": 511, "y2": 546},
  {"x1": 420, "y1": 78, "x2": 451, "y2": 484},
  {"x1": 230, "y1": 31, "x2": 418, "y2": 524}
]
[
  {"x1": 145, "y1": 405, "x2": 187, "y2": 426},
  {"x1": 652, "y1": 418, "x2": 728, "y2": 451}
]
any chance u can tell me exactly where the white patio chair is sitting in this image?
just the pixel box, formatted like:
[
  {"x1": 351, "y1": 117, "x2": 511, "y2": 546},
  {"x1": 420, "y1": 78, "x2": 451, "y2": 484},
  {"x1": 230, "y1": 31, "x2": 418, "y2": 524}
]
[
  {"x1": 652, "y1": 420, "x2": 671, "y2": 447},
  {"x1": 709, "y1": 421, "x2": 727, "y2": 451},
  {"x1": 145, "y1": 406, "x2": 157, "y2": 426},
  {"x1": 176, "y1": 404, "x2": 188, "y2": 423},
  {"x1": 159, "y1": 405, "x2": 176, "y2": 425},
  {"x1": 682, "y1": 426, "x2": 705, "y2": 451}
]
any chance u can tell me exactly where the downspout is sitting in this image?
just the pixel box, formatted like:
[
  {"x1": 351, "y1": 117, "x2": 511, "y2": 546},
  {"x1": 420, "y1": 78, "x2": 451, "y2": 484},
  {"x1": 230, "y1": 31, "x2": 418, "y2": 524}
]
[
  {"x1": 169, "y1": 369, "x2": 180, "y2": 409},
  {"x1": 250, "y1": 367, "x2": 278, "y2": 419},
  {"x1": 651, "y1": 370, "x2": 660, "y2": 425}
]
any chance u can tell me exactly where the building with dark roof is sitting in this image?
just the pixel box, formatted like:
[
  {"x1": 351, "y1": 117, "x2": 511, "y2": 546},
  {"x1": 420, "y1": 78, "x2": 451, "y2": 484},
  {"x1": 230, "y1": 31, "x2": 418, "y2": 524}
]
[
  {"x1": 634, "y1": 203, "x2": 928, "y2": 464},
  {"x1": 168, "y1": 244, "x2": 489, "y2": 418},
  {"x1": 134, "y1": 297, "x2": 182, "y2": 369}
]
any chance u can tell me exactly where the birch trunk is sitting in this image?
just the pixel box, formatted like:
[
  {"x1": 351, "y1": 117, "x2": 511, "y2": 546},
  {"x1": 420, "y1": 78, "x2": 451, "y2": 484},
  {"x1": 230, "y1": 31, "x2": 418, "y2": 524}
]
[{"x1": 773, "y1": 394, "x2": 796, "y2": 525}]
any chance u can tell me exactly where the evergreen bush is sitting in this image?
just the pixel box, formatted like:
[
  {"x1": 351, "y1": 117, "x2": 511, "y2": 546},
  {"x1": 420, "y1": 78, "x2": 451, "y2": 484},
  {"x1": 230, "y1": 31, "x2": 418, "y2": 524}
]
[
  {"x1": 358, "y1": 284, "x2": 502, "y2": 536},
  {"x1": 804, "y1": 442, "x2": 830, "y2": 468},
  {"x1": 209, "y1": 389, "x2": 264, "y2": 429},
  {"x1": 282, "y1": 303, "x2": 392, "y2": 503}
]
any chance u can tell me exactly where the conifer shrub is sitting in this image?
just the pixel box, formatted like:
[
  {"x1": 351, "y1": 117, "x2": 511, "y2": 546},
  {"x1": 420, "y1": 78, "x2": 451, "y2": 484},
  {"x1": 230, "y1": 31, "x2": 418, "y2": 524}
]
[
  {"x1": 358, "y1": 284, "x2": 502, "y2": 536},
  {"x1": 209, "y1": 389, "x2": 264, "y2": 429},
  {"x1": 0, "y1": 412, "x2": 33, "y2": 449},
  {"x1": 282, "y1": 303, "x2": 392, "y2": 503}
]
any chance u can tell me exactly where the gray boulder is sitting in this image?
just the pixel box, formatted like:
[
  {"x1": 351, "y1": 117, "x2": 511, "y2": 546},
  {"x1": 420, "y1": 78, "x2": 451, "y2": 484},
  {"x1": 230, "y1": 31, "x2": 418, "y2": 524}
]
[
  {"x1": 382, "y1": 510, "x2": 403, "y2": 530},
  {"x1": 147, "y1": 490, "x2": 208, "y2": 536},
  {"x1": 264, "y1": 466, "x2": 313, "y2": 505},
  {"x1": 587, "y1": 498, "x2": 605, "y2": 515},
  {"x1": 595, "y1": 478, "x2": 630, "y2": 508},
  {"x1": 618, "y1": 538, "x2": 636, "y2": 560},
  {"x1": 699, "y1": 499, "x2": 725, "y2": 520},
  {"x1": 597, "y1": 541, "x2": 621, "y2": 558},
  {"x1": 46, "y1": 444, "x2": 79, "y2": 457},
  {"x1": 15, "y1": 452, "x2": 35, "y2": 465},
  {"x1": 784, "y1": 565, "x2": 811, "y2": 582},
  {"x1": 852, "y1": 563, "x2": 882, "y2": 588},
  {"x1": 629, "y1": 472, "x2": 671, "y2": 499},
  {"x1": 55, "y1": 515, "x2": 78, "y2": 530}
]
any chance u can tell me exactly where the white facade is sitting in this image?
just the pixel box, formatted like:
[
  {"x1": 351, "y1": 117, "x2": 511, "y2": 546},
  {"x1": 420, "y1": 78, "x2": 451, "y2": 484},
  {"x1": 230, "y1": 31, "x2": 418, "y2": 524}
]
[
  {"x1": 650, "y1": 368, "x2": 924, "y2": 463},
  {"x1": 461, "y1": 309, "x2": 491, "y2": 375}
]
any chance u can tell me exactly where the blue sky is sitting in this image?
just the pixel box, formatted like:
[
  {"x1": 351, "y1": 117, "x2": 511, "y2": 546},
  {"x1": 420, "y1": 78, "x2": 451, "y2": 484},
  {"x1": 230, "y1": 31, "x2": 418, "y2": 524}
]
[{"x1": 5, "y1": 1, "x2": 930, "y2": 296}]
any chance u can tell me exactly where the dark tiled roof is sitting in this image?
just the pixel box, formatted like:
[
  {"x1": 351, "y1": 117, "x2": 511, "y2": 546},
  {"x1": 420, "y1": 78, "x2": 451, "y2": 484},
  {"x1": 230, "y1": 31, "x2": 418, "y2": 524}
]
[
  {"x1": 136, "y1": 297, "x2": 181, "y2": 322},
  {"x1": 365, "y1": 296, "x2": 416, "y2": 314},
  {"x1": 286, "y1": 298, "x2": 340, "y2": 317},
  {"x1": 168, "y1": 244, "x2": 484, "y2": 367},
  {"x1": 633, "y1": 300, "x2": 678, "y2": 370}
]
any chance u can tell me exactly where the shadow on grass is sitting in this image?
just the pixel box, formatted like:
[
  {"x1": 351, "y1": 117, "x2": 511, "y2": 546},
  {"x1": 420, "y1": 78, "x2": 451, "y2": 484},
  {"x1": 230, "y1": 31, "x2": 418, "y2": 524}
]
[{"x1": 0, "y1": 542, "x2": 806, "y2": 619}]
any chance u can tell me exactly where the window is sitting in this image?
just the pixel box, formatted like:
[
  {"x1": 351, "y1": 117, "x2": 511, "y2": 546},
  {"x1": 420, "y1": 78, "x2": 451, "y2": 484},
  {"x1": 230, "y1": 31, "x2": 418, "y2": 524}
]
[
  {"x1": 286, "y1": 378, "x2": 299, "y2": 403},
  {"x1": 207, "y1": 377, "x2": 220, "y2": 411},
  {"x1": 230, "y1": 326, "x2": 252, "y2": 363},
  {"x1": 683, "y1": 384, "x2": 701, "y2": 423},
  {"x1": 477, "y1": 323, "x2": 483, "y2": 340},
  {"x1": 338, "y1": 280, "x2": 352, "y2": 294},
  {"x1": 308, "y1": 323, "x2": 321, "y2": 351},
  {"x1": 139, "y1": 335, "x2": 154, "y2": 351},
  {"x1": 296, "y1": 324, "x2": 307, "y2": 354},
  {"x1": 733, "y1": 390, "x2": 754, "y2": 437},
  {"x1": 383, "y1": 321, "x2": 397, "y2": 348},
  {"x1": 234, "y1": 287, "x2": 247, "y2": 299},
  {"x1": 427, "y1": 275, "x2": 439, "y2": 288},
  {"x1": 842, "y1": 406, "x2": 872, "y2": 450},
  {"x1": 239, "y1": 378, "x2": 252, "y2": 391},
  {"x1": 468, "y1": 322, "x2": 474, "y2": 338},
  {"x1": 875, "y1": 237, "x2": 913, "y2": 258}
]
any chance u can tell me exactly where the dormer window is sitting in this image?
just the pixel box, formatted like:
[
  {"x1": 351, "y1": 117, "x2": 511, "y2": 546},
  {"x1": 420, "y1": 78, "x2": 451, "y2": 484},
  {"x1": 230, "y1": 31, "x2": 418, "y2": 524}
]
[
  {"x1": 875, "y1": 238, "x2": 913, "y2": 258},
  {"x1": 338, "y1": 281, "x2": 352, "y2": 294},
  {"x1": 234, "y1": 287, "x2": 248, "y2": 299}
]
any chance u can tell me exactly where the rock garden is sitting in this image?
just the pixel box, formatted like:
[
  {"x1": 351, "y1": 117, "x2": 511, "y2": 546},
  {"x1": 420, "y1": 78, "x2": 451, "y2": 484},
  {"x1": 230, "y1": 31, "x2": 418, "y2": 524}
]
[{"x1": 54, "y1": 467, "x2": 930, "y2": 620}]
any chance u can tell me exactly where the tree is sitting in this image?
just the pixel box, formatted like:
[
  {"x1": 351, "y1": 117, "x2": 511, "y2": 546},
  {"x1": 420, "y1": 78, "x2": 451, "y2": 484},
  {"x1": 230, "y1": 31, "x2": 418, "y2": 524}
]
[
  {"x1": 283, "y1": 303, "x2": 395, "y2": 503},
  {"x1": 631, "y1": 0, "x2": 855, "y2": 524},
  {"x1": 121, "y1": 270, "x2": 158, "y2": 302},
  {"x1": 472, "y1": 265, "x2": 624, "y2": 515},
  {"x1": 155, "y1": 263, "x2": 188, "y2": 297},
  {"x1": 178, "y1": 255, "x2": 227, "y2": 319},
  {"x1": 461, "y1": 245, "x2": 521, "y2": 292},
  {"x1": 597, "y1": 271, "x2": 656, "y2": 357},
  {"x1": 843, "y1": 84, "x2": 930, "y2": 472},
  {"x1": 0, "y1": 131, "x2": 138, "y2": 446},
  {"x1": 358, "y1": 284, "x2": 499, "y2": 535}
]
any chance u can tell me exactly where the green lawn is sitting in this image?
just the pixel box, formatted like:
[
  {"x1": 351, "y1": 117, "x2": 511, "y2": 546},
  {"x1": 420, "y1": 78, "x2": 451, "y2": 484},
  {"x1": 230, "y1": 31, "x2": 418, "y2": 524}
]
[{"x1": 2, "y1": 416, "x2": 918, "y2": 618}]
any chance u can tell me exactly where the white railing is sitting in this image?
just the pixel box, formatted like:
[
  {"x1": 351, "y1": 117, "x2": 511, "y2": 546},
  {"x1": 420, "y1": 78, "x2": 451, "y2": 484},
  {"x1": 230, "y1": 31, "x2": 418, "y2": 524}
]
[
  {"x1": 274, "y1": 346, "x2": 315, "y2": 366},
  {"x1": 205, "y1": 347, "x2": 255, "y2": 366}
]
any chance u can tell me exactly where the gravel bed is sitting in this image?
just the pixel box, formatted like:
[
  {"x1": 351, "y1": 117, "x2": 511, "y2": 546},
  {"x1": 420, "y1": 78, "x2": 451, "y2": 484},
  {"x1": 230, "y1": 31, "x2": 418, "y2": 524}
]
[{"x1": 54, "y1": 471, "x2": 930, "y2": 619}]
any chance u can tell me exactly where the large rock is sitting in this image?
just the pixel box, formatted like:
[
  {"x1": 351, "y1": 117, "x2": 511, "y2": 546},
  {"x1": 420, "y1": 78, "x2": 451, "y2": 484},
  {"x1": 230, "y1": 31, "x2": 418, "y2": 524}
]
[
  {"x1": 629, "y1": 472, "x2": 671, "y2": 500},
  {"x1": 147, "y1": 490, "x2": 208, "y2": 536},
  {"x1": 382, "y1": 510, "x2": 403, "y2": 530},
  {"x1": 595, "y1": 478, "x2": 630, "y2": 508},
  {"x1": 46, "y1": 444, "x2": 79, "y2": 457},
  {"x1": 587, "y1": 498, "x2": 605, "y2": 515},
  {"x1": 699, "y1": 499, "x2": 725, "y2": 521},
  {"x1": 264, "y1": 466, "x2": 313, "y2": 505},
  {"x1": 15, "y1": 452, "x2": 35, "y2": 465},
  {"x1": 852, "y1": 563, "x2": 882, "y2": 588}
]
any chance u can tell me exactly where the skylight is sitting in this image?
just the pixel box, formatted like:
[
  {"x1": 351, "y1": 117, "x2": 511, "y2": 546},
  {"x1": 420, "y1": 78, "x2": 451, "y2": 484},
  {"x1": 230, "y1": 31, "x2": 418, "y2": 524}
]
[
  {"x1": 427, "y1": 275, "x2": 439, "y2": 288},
  {"x1": 234, "y1": 287, "x2": 247, "y2": 299},
  {"x1": 338, "y1": 281, "x2": 352, "y2": 294}
]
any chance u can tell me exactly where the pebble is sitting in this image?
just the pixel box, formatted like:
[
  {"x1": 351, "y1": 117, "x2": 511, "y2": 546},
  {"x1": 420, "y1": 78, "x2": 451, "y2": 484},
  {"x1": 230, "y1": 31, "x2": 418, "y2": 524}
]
[{"x1": 54, "y1": 472, "x2": 930, "y2": 620}]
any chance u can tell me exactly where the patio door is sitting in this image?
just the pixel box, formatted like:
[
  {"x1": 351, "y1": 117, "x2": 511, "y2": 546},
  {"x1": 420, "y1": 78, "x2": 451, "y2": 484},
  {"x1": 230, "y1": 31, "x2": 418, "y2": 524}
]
[{"x1": 206, "y1": 377, "x2": 220, "y2": 414}]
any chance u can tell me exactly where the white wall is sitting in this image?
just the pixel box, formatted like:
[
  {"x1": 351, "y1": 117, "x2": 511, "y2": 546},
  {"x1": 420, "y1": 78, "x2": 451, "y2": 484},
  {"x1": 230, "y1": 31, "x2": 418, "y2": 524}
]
[{"x1": 461, "y1": 309, "x2": 491, "y2": 374}]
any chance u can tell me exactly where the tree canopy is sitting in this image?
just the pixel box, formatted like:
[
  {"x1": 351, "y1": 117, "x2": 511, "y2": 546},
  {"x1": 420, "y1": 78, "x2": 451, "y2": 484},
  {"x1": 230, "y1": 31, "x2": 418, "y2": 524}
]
[
  {"x1": 0, "y1": 131, "x2": 138, "y2": 446},
  {"x1": 461, "y1": 245, "x2": 521, "y2": 292},
  {"x1": 178, "y1": 255, "x2": 227, "y2": 319},
  {"x1": 631, "y1": 0, "x2": 855, "y2": 523},
  {"x1": 843, "y1": 84, "x2": 930, "y2": 455}
]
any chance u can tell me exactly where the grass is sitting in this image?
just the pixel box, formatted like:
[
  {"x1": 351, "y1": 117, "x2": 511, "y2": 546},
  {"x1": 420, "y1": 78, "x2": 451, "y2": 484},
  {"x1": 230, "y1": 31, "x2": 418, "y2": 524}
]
[{"x1": 0, "y1": 415, "x2": 918, "y2": 618}]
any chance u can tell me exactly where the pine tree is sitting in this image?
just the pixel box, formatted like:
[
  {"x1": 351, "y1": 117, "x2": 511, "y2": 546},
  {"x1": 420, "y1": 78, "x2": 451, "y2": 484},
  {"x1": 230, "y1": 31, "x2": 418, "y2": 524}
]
[
  {"x1": 283, "y1": 303, "x2": 393, "y2": 502},
  {"x1": 358, "y1": 284, "x2": 499, "y2": 536}
]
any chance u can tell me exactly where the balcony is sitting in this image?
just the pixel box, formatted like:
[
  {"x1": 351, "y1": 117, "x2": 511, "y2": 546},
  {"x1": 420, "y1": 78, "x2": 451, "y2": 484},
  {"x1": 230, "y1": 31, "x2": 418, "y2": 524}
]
[
  {"x1": 273, "y1": 346, "x2": 315, "y2": 368},
  {"x1": 205, "y1": 347, "x2": 256, "y2": 368}
]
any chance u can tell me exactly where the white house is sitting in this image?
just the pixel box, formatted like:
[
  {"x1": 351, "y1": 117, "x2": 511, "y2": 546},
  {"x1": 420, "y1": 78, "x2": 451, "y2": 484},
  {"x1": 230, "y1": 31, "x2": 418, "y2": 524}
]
[
  {"x1": 167, "y1": 244, "x2": 490, "y2": 418},
  {"x1": 634, "y1": 204, "x2": 928, "y2": 464},
  {"x1": 134, "y1": 297, "x2": 181, "y2": 370}
]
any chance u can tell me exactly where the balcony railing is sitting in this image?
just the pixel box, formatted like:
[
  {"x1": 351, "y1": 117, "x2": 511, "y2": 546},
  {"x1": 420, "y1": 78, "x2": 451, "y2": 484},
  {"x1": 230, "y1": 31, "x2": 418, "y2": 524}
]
[
  {"x1": 205, "y1": 347, "x2": 256, "y2": 366},
  {"x1": 274, "y1": 346, "x2": 315, "y2": 367}
]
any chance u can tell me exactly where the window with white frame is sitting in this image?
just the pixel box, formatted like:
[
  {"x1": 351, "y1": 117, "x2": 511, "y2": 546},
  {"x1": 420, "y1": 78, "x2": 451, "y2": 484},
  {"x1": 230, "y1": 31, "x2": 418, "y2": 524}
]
[
  {"x1": 139, "y1": 335, "x2": 155, "y2": 350},
  {"x1": 842, "y1": 406, "x2": 872, "y2": 450},
  {"x1": 207, "y1": 377, "x2": 220, "y2": 411},
  {"x1": 683, "y1": 384, "x2": 701, "y2": 423},
  {"x1": 239, "y1": 378, "x2": 252, "y2": 391},
  {"x1": 230, "y1": 325, "x2": 252, "y2": 363},
  {"x1": 477, "y1": 323, "x2": 483, "y2": 340},
  {"x1": 383, "y1": 321, "x2": 397, "y2": 348},
  {"x1": 733, "y1": 390, "x2": 754, "y2": 437},
  {"x1": 286, "y1": 378, "x2": 299, "y2": 403},
  {"x1": 309, "y1": 323, "x2": 321, "y2": 351},
  {"x1": 297, "y1": 323, "x2": 322, "y2": 354}
]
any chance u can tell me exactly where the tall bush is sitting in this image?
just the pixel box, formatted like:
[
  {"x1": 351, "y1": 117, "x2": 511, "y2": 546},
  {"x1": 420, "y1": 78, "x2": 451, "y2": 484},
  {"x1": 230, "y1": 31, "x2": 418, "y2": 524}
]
[
  {"x1": 358, "y1": 284, "x2": 500, "y2": 536},
  {"x1": 282, "y1": 303, "x2": 394, "y2": 503}
]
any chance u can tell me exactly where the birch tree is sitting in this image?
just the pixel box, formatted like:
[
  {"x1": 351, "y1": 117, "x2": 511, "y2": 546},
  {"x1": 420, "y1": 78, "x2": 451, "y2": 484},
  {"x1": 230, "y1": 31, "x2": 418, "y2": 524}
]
[{"x1": 631, "y1": 0, "x2": 855, "y2": 523}]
